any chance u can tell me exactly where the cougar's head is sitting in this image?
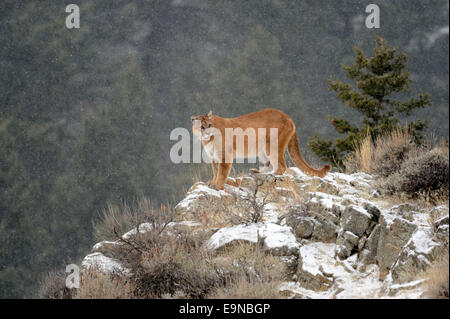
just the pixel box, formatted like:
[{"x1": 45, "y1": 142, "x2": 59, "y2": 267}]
[{"x1": 191, "y1": 110, "x2": 215, "y2": 141}]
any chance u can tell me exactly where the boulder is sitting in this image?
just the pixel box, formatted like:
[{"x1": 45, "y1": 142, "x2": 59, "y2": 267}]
[
  {"x1": 391, "y1": 228, "x2": 442, "y2": 283},
  {"x1": 286, "y1": 203, "x2": 338, "y2": 243},
  {"x1": 359, "y1": 224, "x2": 381, "y2": 269},
  {"x1": 311, "y1": 218, "x2": 338, "y2": 243},
  {"x1": 336, "y1": 230, "x2": 359, "y2": 259},
  {"x1": 205, "y1": 222, "x2": 300, "y2": 256},
  {"x1": 294, "y1": 217, "x2": 314, "y2": 238},
  {"x1": 376, "y1": 217, "x2": 417, "y2": 279},
  {"x1": 341, "y1": 205, "x2": 373, "y2": 236},
  {"x1": 81, "y1": 252, "x2": 130, "y2": 275},
  {"x1": 296, "y1": 243, "x2": 335, "y2": 291},
  {"x1": 174, "y1": 182, "x2": 236, "y2": 227}
]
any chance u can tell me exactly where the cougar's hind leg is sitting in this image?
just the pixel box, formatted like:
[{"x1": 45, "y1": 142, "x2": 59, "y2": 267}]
[
  {"x1": 268, "y1": 138, "x2": 288, "y2": 175},
  {"x1": 271, "y1": 151, "x2": 287, "y2": 175},
  {"x1": 251, "y1": 152, "x2": 270, "y2": 173},
  {"x1": 260, "y1": 151, "x2": 272, "y2": 173}
]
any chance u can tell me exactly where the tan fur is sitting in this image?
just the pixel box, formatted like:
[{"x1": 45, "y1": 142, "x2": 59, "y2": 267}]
[{"x1": 191, "y1": 108, "x2": 331, "y2": 190}]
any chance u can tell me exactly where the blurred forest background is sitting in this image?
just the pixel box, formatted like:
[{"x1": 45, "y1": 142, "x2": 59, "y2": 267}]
[{"x1": 0, "y1": 0, "x2": 448, "y2": 298}]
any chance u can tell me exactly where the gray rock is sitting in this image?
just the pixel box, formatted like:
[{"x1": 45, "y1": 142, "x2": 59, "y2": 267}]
[
  {"x1": 433, "y1": 214, "x2": 449, "y2": 230},
  {"x1": 344, "y1": 231, "x2": 359, "y2": 246},
  {"x1": 391, "y1": 228, "x2": 442, "y2": 283},
  {"x1": 365, "y1": 220, "x2": 377, "y2": 236},
  {"x1": 376, "y1": 217, "x2": 417, "y2": 279},
  {"x1": 336, "y1": 230, "x2": 358, "y2": 259},
  {"x1": 295, "y1": 218, "x2": 314, "y2": 238},
  {"x1": 358, "y1": 234, "x2": 367, "y2": 251},
  {"x1": 286, "y1": 204, "x2": 338, "y2": 242},
  {"x1": 311, "y1": 219, "x2": 338, "y2": 243},
  {"x1": 341, "y1": 205, "x2": 373, "y2": 236},
  {"x1": 205, "y1": 222, "x2": 301, "y2": 257},
  {"x1": 363, "y1": 202, "x2": 381, "y2": 220},
  {"x1": 359, "y1": 224, "x2": 381, "y2": 269}
]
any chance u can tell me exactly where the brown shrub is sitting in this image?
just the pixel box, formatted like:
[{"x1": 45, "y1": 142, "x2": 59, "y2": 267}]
[
  {"x1": 36, "y1": 270, "x2": 75, "y2": 299},
  {"x1": 105, "y1": 205, "x2": 217, "y2": 298},
  {"x1": 383, "y1": 147, "x2": 449, "y2": 201},
  {"x1": 372, "y1": 129, "x2": 420, "y2": 177},
  {"x1": 213, "y1": 243, "x2": 286, "y2": 282},
  {"x1": 130, "y1": 234, "x2": 218, "y2": 299},
  {"x1": 344, "y1": 128, "x2": 419, "y2": 176}
]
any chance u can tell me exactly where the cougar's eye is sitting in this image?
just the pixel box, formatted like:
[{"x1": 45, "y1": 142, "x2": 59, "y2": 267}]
[
  {"x1": 201, "y1": 125, "x2": 205, "y2": 130},
  {"x1": 208, "y1": 124, "x2": 212, "y2": 128}
]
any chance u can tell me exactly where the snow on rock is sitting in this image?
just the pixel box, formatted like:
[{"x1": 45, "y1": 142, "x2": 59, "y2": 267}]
[
  {"x1": 122, "y1": 222, "x2": 153, "y2": 239},
  {"x1": 410, "y1": 228, "x2": 440, "y2": 255},
  {"x1": 292, "y1": 242, "x2": 385, "y2": 298},
  {"x1": 262, "y1": 203, "x2": 281, "y2": 224},
  {"x1": 391, "y1": 227, "x2": 442, "y2": 283},
  {"x1": 81, "y1": 252, "x2": 130, "y2": 275},
  {"x1": 93, "y1": 240, "x2": 118, "y2": 252},
  {"x1": 205, "y1": 222, "x2": 300, "y2": 256}
]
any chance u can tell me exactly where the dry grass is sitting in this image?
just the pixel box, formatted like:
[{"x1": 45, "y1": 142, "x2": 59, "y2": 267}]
[
  {"x1": 208, "y1": 279, "x2": 281, "y2": 299},
  {"x1": 207, "y1": 242, "x2": 285, "y2": 299},
  {"x1": 344, "y1": 131, "x2": 373, "y2": 174},
  {"x1": 98, "y1": 203, "x2": 215, "y2": 298},
  {"x1": 344, "y1": 128, "x2": 416, "y2": 175},
  {"x1": 36, "y1": 270, "x2": 75, "y2": 299},
  {"x1": 81, "y1": 218, "x2": 287, "y2": 299},
  {"x1": 93, "y1": 198, "x2": 172, "y2": 242},
  {"x1": 423, "y1": 250, "x2": 449, "y2": 299},
  {"x1": 74, "y1": 269, "x2": 133, "y2": 299},
  {"x1": 214, "y1": 243, "x2": 287, "y2": 281},
  {"x1": 192, "y1": 163, "x2": 214, "y2": 184},
  {"x1": 93, "y1": 202, "x2": 136, "y2": 242}
]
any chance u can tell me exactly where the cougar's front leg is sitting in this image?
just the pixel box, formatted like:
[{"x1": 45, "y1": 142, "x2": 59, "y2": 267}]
[
  {"x1": 213, "y1": 163, "x2": 232, "y2": 190},
  {"x1": 210, "y1": 160, "x2": 218, "y2": 184}
]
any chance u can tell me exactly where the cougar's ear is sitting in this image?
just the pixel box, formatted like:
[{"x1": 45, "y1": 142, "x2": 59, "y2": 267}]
[{"x1": 207, "y1": 110, "x2": 213, "y2": 118}]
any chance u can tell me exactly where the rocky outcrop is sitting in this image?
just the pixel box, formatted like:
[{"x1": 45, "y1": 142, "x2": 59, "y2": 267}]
[
  {"x1": 82, "y1": 167, "x2": 449, "y2": 299},
  {"x1": 376, "y1": 216, "x2": 418, "y2": 279}
]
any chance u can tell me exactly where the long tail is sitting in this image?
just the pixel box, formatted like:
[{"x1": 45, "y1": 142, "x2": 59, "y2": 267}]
[{"x1": 287, "y1": 132, "x2": 331, "y2": 178}]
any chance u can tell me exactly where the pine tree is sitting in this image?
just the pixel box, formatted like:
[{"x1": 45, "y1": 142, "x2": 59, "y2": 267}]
[{"x1": 308, "y1": 36, "x2": 431, "y2": 169}]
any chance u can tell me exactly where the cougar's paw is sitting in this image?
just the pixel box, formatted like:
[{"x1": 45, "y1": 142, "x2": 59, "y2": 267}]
[
  {"x1": 226, "y1": 178, "x2": 241, "y2": 187},
  {"x1": 207, "y1": 181, "x2": 225, "y2": 190}
]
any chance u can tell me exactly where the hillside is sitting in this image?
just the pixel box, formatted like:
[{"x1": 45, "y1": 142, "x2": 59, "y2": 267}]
[{"x1": 79, "y1": 167, "x2": 449, "y2": 299}]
